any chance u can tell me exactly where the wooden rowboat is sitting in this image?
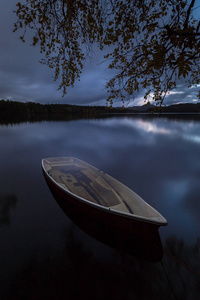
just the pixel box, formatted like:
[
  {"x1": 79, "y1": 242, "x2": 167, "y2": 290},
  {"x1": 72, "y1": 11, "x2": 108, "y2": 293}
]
[
  {"x1": 42, "y1": 157, "x2": 167, "y2": 260},
  {"x1": 42, "y1": 157, "x2": 167, "y2": 225}
]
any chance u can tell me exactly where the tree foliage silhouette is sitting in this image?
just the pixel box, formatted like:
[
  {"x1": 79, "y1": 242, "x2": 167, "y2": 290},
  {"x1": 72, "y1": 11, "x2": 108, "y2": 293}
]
[{"x1": 14, "y1": 0, "x2": 200, "y2": 105}]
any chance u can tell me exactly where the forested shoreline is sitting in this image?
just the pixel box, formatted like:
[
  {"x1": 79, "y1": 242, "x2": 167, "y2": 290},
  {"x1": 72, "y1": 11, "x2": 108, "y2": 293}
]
[
  {"x1": 1, "y1": 100, "x2": 200, "y2": 125},
  {"x1": 0, "y1": 100, "x2": 111, "y2": 124},
  {"x1": 0, "y1": 99, "x2": 108, "y2": 117}
]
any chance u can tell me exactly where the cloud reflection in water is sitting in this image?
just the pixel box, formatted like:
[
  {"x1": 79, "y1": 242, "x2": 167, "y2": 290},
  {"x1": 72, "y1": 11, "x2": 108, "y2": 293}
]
[{"x1": 99, "y1": 117, "x2": 200, "y2": 146}]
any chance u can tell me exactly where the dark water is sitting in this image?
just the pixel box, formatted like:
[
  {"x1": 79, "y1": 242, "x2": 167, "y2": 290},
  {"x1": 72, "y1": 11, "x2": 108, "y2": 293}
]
[{"x1": 0, "y1": 115, "x2": 200, "y2": 299}]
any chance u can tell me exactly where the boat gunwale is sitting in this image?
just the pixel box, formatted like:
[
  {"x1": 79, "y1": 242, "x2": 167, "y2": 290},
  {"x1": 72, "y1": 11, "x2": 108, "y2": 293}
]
[{"x1": 42, "y1": 158, "x2": 167, "y2": 226}]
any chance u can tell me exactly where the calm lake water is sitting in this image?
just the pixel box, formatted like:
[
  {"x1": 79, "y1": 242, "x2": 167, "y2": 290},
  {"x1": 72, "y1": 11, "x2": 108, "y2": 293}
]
[{"x1": 0, "y1": 115, "x2": 200, "y2": 299}]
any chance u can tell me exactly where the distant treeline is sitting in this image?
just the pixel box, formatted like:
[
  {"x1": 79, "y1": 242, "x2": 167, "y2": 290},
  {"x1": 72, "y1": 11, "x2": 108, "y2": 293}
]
[
  {"x1": 0, "y1": 100, "x2": 111, "y2": 124},
  {"x1": 161, "y1": 102, "x2": 200, "y2": 113},
  {"x1": 128, "y1": 102, "x2": 200, "y2": 113},
  {"x1": 1, "y1": 100, "x2": 200, "y2": 125}
]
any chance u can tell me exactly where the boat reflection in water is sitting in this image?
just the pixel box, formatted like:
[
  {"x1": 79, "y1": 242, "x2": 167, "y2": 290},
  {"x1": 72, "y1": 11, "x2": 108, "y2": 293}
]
[{"x1": 42, "y1": 157, "x2": 167, "y2": 262}]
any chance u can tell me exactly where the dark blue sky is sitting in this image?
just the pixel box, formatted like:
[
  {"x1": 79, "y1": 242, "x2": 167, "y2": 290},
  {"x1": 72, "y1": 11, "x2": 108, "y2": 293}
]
[{"x1": 1, "y1": 0, "x2": 200, "y2": 106}]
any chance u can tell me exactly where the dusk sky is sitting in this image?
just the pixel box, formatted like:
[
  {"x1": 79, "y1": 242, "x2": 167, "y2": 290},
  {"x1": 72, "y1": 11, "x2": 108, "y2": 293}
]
[{"x1": 1, "y1": 0, "x2": 200, "y2": 107}]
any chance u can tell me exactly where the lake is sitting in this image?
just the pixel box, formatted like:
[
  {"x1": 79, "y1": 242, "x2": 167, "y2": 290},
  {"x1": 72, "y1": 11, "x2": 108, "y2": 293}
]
[{"x1": 0, "y1": 115, "x2": 200, "y2": 299}]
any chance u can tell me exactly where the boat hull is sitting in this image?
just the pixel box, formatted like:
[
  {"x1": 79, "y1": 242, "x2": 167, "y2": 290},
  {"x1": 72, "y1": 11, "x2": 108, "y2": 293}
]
[{"x1": 43, "y1": 170, "x2": 164, "y2": 261}]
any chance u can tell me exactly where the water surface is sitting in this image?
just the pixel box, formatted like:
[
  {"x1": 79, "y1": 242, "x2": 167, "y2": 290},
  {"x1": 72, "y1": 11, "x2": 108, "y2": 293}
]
[{"x1": 0, "y1": 115, "x2": 200, "y2": 299}]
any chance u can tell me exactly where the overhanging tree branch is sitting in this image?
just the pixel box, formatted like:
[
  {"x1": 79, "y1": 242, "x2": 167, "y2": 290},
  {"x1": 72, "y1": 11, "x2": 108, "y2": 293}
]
[
  {"x1": 13, "y1": 0, "x2": 200, "y2": 105},
  {"x1": 184, "y1": 0, "x2": 196, "y2": 29}
]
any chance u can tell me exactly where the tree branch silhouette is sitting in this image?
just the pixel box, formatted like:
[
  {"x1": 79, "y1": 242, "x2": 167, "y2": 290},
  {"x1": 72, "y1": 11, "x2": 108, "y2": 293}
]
[{"x1": 14, "y1": 0, "x2": 200, "y2": 105}]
